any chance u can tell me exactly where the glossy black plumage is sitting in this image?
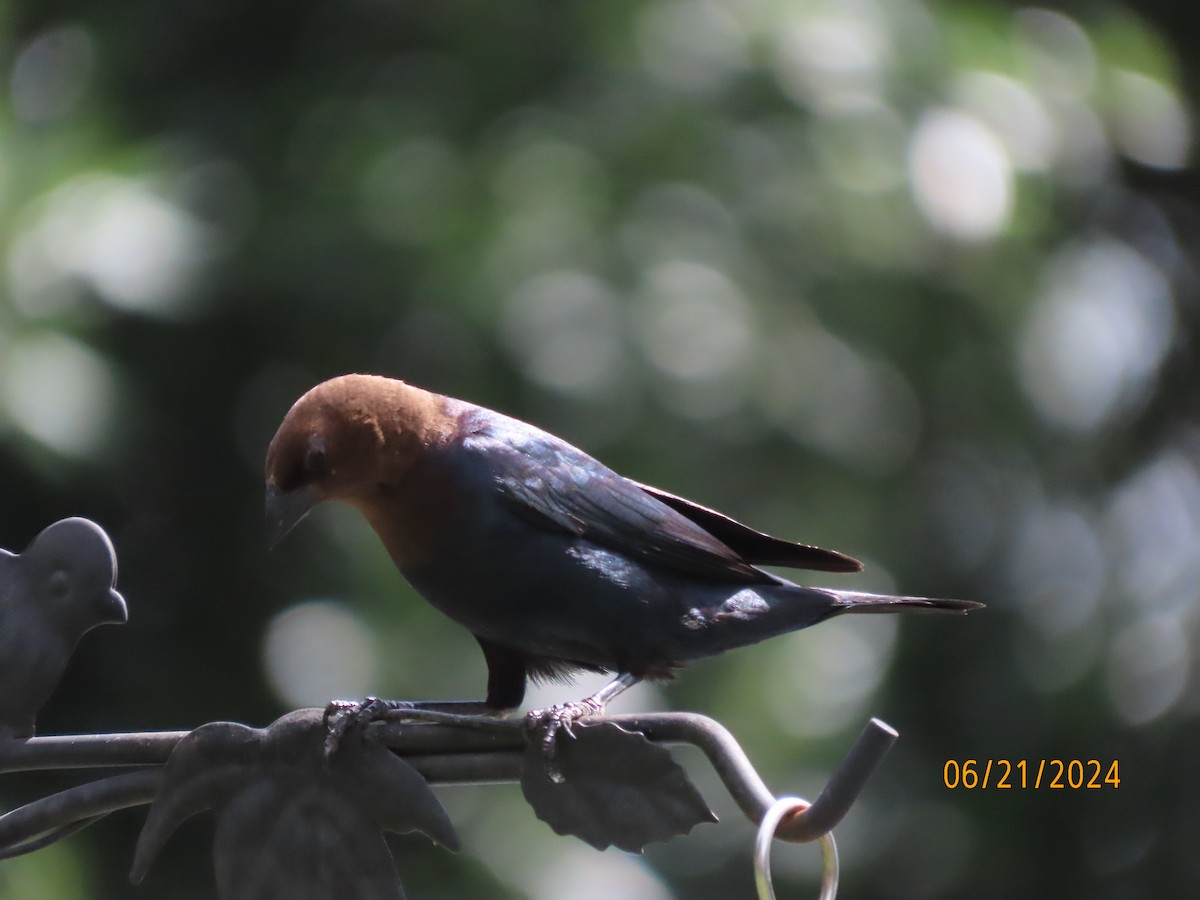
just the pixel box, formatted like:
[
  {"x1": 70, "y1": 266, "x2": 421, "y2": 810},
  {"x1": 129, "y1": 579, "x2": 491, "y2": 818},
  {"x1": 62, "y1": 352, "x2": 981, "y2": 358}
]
[{"x1": 266, "y1": 375, "x2": 980, "y2": 713}]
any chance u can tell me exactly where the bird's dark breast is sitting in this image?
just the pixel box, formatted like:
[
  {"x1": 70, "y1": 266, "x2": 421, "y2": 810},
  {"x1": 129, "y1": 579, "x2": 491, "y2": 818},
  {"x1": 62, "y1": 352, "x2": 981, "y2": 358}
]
[{"x1": 401, "y1": 511, "x2": 691, "y2": 675}]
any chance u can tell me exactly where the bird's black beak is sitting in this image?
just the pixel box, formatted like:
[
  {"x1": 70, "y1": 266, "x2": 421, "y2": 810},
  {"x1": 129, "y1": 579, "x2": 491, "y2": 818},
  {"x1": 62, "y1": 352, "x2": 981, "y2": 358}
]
[{"x1": 266, "y1": 481, "x2": 321, "y2": 548}]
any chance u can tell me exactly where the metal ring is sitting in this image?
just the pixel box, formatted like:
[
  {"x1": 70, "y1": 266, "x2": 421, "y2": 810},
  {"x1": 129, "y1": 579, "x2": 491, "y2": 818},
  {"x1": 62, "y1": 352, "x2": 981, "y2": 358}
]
[{"x1": 754, "y1": 796, "x2": 840, "y2": 900}]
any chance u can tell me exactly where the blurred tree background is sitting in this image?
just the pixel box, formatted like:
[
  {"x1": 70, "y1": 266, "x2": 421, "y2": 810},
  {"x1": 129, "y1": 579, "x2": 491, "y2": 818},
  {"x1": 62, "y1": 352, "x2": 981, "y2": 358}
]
[{"x1": 1, "y1": 0, "x2": 1198, "y2": 897}]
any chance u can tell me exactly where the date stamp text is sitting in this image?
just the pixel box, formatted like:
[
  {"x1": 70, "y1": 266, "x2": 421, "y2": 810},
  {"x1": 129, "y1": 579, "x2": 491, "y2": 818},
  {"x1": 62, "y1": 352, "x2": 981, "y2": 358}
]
[{"x1": 943, "y1": 759, "x2": 1120, "y2": 789}]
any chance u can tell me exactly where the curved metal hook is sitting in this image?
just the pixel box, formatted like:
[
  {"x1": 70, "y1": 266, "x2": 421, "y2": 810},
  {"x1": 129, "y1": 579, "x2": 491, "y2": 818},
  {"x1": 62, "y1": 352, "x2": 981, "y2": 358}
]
[
  {"x1": 609, "y1": 713, "x2": 898, "y2": 843},
  {"x1": 755, "y1": 796, "x2": 839, "y2": 900}
]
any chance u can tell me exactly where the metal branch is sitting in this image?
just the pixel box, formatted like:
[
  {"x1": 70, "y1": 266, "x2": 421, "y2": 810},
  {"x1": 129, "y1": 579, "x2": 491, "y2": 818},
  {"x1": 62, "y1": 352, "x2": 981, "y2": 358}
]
[
  {"x1": 0, "y1": 769, "x2": 161, "y2": 857},
  {"x1": 0, "y1": 712, "x2": 896, "y2": 857},
  {"x1": 370, "y1": 711, "x2": 898, "y2": 842},
  {"x1": 0, "y1": 732, "x2": 190, "y2": 772}
]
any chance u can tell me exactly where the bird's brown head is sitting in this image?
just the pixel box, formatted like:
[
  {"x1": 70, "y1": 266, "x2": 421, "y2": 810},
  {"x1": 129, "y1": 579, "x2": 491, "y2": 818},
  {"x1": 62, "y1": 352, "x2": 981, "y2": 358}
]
[{"x1": 264, "y1": 374, "x2": 456, "y2": 546}]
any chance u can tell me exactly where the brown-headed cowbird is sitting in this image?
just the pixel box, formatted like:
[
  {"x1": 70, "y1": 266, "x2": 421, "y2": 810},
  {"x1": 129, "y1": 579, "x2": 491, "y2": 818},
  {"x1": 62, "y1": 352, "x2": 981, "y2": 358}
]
[{"x1": 265, "y1": 374, "x2": 979, "y2": 734}]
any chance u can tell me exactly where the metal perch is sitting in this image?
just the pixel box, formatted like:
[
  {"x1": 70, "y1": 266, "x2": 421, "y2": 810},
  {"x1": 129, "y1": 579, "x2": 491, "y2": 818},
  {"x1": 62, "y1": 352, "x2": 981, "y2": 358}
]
[
  {"x1": 0, "y1": 518, "x2": 899, "y2": 898},
  {"x1": 0, "y1": 711, "x2": 896, "y2": 865}
]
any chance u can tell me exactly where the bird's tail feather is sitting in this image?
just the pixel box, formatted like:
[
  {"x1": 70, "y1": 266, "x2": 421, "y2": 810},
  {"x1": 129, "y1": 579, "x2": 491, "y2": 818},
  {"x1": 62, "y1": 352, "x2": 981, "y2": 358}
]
[
  {"x1": 676, "y1": 584, "x2": 982, "y2": 661},
  {"x1": 825, "y1": 590, "x2": 982, "y2": 615}
]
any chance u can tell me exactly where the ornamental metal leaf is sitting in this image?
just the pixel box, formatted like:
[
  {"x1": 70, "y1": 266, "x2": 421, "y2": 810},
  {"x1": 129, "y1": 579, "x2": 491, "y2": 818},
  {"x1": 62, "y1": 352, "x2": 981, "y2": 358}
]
[
  {"x1": 520, "y1": 722, "x2": 717, "y2": 852},
  {"x1": 0, "y1": 518, "x2": 127, "y2": 739},
  {"x1": 132, "y1": 708, "x2": 459, "y2": 900}
]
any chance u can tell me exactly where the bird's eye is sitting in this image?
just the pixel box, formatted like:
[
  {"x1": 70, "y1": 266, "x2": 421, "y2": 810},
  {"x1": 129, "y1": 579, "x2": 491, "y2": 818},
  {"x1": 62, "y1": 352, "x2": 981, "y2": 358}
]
[{"x1": 304, "y1": 441, "x2": 328, "y2": 477}]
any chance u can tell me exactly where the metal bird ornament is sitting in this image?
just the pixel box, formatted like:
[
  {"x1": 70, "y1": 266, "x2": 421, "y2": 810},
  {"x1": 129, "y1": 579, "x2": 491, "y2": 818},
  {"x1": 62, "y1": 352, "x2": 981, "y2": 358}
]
[
  {"x1": 265, "y1": 374, "x2": 980, "y2": 745},
  {"x1": 0, "y1": 517, "x2": 128, "y2": 738}
]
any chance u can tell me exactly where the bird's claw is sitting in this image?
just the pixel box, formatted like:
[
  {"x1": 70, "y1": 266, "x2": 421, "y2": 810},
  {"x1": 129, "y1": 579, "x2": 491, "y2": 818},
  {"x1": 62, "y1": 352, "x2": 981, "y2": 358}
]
[
  {"x1": 524, "y1": 697, "x2": 605, "y2": 783},
  {"x1": 322, "y1": 696, "x2": 415, "y2": 757}
]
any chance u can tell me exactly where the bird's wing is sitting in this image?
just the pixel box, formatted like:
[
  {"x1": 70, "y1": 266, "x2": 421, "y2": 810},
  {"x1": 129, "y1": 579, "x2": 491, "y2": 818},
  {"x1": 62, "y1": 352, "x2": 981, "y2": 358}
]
[
  {"x1": 634, "y1": 482, "x2": 862, "y2": 573},
  {"x1": 476, "y1": 422, "x2": 813, "y2": 584}
]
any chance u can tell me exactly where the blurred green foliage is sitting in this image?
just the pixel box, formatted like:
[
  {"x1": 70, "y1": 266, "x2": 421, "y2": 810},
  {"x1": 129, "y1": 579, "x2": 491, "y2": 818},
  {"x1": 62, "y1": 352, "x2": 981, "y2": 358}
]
[{"x1": 2, "y1": 1, "x2": 1199, "y2": 897}]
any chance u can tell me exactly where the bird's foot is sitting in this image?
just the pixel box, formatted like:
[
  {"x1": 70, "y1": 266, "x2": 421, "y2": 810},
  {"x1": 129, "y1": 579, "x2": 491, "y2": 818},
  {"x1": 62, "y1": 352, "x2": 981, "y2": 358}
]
[
  {"x1": 524, "y1": 697, "x2": 606, "y2": 783},
  {"x1": 322, "y1": 696, "x2": 414, "y2": 757}
]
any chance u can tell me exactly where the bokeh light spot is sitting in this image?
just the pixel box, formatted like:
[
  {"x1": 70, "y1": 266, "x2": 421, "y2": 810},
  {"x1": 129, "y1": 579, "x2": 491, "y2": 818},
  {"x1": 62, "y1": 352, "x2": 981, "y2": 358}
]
[
  {"x1": 765, "y1": 617, "x2": 897, "y2": 738},
  {"x1": 772, "y1": 2, "x2": 889, "y2": 113},
  {"x1": 1017, "y1": 238, "x2": 1173, "y2": 433},
  {"x1": 1, "y1": 332, "x2": 117, "y2": 458},
  {"x1": 954, "y1": 70, "x2": 1057, "y2": 171},
  {"x1": 637, "y1": 0, "x2": 748, "y2": 94},
  {"x1": 1008, "y1": 503, "x2": 1104, "y2": 638},
  {"x1": 1105, "y1": 451, "x2": 1200, "y2": 611},
  {"x1": 1107, "y1": 70, "x2": 1191, "y2": 170},
  {"x1": 761, "y1": 329, "x2": 921, "y2": 475},
  {"x1": 1105, "y1": 613, "x2": 1189, "y2": 726},
  {"x1": 263, "y1": 600, "x2": 381, "y2": 709},
  {"x1": 502, "y1": 270, "x2": 627, "y2": 398},
  {"x1": 11, "y1": 25, "x2": 95, "y2": 126},
  {"x1": 1015, "y1": 8, "x2": 1097, "y2": 99},
  {"x1": 908, "y1": 108, "x2": 1012, "y2": 241},
  {"x1": 636, "y1": 260, "x2": 751, "y2": 382},
  {"x1": 9, "y1": 174, "x2": 209, "y2": 319},
  {"x1": 528, "y1": 846, "x2": 672, "y2": 900}
]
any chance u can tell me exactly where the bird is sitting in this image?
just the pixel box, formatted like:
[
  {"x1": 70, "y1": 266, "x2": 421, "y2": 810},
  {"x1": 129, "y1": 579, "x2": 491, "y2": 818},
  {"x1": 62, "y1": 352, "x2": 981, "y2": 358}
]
[
  {"x1": 0, "y1": 517, "x2": 128, "y2": 738},
  {"x1": 265, "y1": 374, "x2": 980, "y2": 743}
]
